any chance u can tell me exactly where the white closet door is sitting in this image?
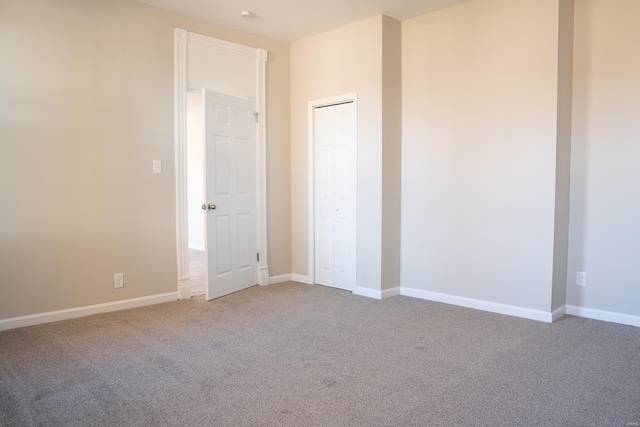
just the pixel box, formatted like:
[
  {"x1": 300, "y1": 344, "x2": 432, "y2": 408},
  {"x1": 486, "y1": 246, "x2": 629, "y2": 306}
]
[{"x1": 314, "y1": 102, "x2": 356, "y2": 291}]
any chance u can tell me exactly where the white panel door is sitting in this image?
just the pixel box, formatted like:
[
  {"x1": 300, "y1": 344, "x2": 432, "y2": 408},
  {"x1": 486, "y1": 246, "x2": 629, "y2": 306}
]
[
  {"x1": 314, "y1": 102, "x2": 356, "y2": 290},
  {"x1": 204, "y1": 90, "x2": 257, "y2": 300}
]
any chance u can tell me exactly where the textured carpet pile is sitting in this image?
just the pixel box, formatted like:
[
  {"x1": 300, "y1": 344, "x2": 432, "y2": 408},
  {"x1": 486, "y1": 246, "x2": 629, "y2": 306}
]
[{"x1": 1, "y1": 282, "x2": 639, "y2": 426}]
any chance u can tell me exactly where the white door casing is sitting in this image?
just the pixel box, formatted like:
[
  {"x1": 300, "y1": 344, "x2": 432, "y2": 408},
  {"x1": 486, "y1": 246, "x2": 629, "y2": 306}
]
[
  {"x1": 174, "y1": 29, "x2": 268, "y2": 299},
  {"x1": 204, "y1": 90, "x2": 257, "y2": 299},
  {"x1": 312, "y1": 100, "x2": 357, "y2": 291}
]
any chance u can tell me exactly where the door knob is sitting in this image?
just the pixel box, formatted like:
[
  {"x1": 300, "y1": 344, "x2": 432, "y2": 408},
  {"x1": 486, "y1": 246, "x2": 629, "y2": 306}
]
[
  {"x1": 201, "y1": 204, "x2": 206, "y2": 211},
  {"x1": 201, "y1": 203, "x2": 217, "y2": 211}
]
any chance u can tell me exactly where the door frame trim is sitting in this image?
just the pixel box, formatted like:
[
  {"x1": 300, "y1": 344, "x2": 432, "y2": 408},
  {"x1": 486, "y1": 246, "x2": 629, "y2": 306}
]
[
  {"x1": 307, "y1": 93, "x2": 358, "y2": 288},
  {"x1": 174, "y1": 29, "x2": 269, "y2": 300}
]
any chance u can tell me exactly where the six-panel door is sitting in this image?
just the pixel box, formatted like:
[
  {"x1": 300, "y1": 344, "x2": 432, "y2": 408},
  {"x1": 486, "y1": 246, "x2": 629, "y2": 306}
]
[
  {"x1": 204, "y1": 90, "x2": 258, "y2": 300},
  {"x1": 314, "y1": 102, "x2": 356, "y2": 291}
]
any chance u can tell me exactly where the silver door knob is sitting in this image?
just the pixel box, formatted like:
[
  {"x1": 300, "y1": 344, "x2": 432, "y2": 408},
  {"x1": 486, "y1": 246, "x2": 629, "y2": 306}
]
[
  {"x1": 201, "y1": 204, "x2": 207, "y2": 211},
  {"x1": 207, "y1": 204, "x2": 216, "y2": 210}
]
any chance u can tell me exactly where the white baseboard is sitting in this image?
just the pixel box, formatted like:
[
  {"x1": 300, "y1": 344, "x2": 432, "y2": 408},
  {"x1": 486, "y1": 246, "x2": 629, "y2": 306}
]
[
  {"x1": 400, "y1": 287, "x2": 554, "y2": 323},
  {"x1": 353, "y1": 286, "x2": 382, "y2": 300},
  {"x1": 188, "y1": 244, "x2": 205, "y2": 251},
  {"x1": 269, "y1": 274, "x2": 292, "y2": 284},
  {"x1": 551, "y1": 305, "x2": 567, "y2": 322},
  {"x1": 353, "y1": 286, "x2": 401, "y2": 300},
  {"x1": 291, "y1": 274, "x2": 313, "y2": 285},
  {"x1": 178, "y1": 285, "x2": 191, "y2": 300},
  {"x1": 566, "y1": 305, "x2": 640, "y2": 328},
  {"x1": 0, "y1": 292, "x2": 179, "y2": 332},
  {"x1": 178, "y1": 275, "x2": 191, "y2": 300},
  {"x1": 259, "y1": 266, "x2": 270, "y2": 286},
  {"x1": 382, "y1": 287, "x2": 402, "y2": 299}
]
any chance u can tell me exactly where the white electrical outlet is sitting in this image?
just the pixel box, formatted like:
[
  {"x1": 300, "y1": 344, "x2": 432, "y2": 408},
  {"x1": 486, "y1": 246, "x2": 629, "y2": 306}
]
[
  {"x1": 576, "y1": 271, "x2": 586, "y2": 287},
  {"x1": 114, "y1": 273, "x2": 124, "y2": 289}
]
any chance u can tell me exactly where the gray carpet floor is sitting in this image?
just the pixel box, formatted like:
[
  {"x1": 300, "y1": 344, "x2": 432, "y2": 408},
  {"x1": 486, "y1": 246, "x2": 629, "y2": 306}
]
[{"x1": 1, "y1": 282, "x2": 639, "y2": 427}]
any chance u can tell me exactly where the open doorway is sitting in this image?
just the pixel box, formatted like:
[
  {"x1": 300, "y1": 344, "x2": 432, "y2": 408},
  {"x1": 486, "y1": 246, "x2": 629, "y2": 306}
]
[
  {"x1": 185, "y1": 89, "x2": 260, "y2": 298},
  {"x1": 186, "y1": 90, "x2": 206, "y2": 295},
  {"x1": 174, "y1": 29, "x2": 269, "y2": 299}
]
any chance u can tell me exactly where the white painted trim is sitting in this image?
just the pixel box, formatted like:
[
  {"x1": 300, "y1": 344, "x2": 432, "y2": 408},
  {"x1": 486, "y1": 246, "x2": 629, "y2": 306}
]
[
  {"x1": 175, "y1": 28, "x2": 191, "y2": 300},
  {"x1": 0, "y1": 293, "x2": 179, "y2": 332},
  {"x1": 353, "y1": 286, "x2": 401, "y2": 300},
  {"x1": 187, "y1": 32, "x2": 263, "y2": 60},
  {"x1": 400, "y1": 287, "x2": 554, "y2": 323},
  {"x1": 353, "y1": 287, "x2": 382, "y2": 300},
  {"x1": 257, "y1": 48, "x2": 269, "y2": 286},
  {"x1": 188, "y1": 244, "x2": 205, "y2": 251},
  {"x1": 291, "y1": 274, "x2": 313, "y2": 284},
  {"x1": 552, "y1": 305, "x2": 567, "y2": 322},
  {"x1": 269, "y1": 274, "x2": 292, "y2": 285},
  {"x1": 178, "y1": 285, "x2": 191, "y2": 300},
  {"x1": 382, "y1": 287, "x2": 402, "y2": 299},
  {"x1": 566, "y1": 305, "x2": 640, "y2": 328},
  {"x1": 174, "y1": 29, "x2": 269, "y2": 295},
  {"x1": 307, "y1": 94, "x2": 358, "y2": 289}
]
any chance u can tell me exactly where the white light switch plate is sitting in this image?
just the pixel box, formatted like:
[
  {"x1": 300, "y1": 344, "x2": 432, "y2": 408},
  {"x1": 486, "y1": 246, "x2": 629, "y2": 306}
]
[{"x1": 153, "y1": 160, "x2": 162, "y2": 174}]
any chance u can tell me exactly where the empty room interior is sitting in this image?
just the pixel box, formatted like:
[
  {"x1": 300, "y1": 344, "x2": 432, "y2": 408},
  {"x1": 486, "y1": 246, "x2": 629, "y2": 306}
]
[{"x1": 1, "y1": 0, "x2": 640, "y2": 426}]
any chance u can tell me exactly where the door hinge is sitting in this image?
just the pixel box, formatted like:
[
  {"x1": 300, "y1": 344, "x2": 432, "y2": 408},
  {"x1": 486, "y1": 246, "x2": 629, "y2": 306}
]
[
  {"x1": 254, "y1": 112, "x2": 259, "y2": 123},
  {"x1": 257, "y1": 252, "x2": 260, "y2": 262}
]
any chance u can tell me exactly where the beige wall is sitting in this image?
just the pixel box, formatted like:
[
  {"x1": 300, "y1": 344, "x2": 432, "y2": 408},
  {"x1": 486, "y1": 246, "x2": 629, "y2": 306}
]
[
  {"x1": 381, "y1": 16, "x2": 402, "y2": 291},
  {"x1": 551, "y1": 0, "x2": 574, "y2": 311},
  {"x1": 3, "y1": 0, "x2": 639, "y2": 323},
  {"x1": 0, "y1": 0, "x2": 290, "y2": 319},
  {"x1": 290, "y1": 16, "x2": 385, "y2": 289},
  {"x1": 567, "y1": 0, "x2": 640, "y2": 316},
  {"x1": 401, "y1": 0, "x2": 561, "y2": 311}
]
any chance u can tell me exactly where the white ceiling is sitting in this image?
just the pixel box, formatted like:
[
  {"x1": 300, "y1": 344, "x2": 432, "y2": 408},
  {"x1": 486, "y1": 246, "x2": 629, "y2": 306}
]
[{"x1": 135, "y1": 0, "x2": 471, "y2": 42}]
